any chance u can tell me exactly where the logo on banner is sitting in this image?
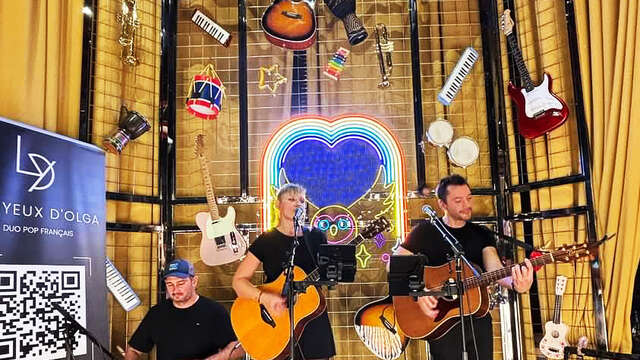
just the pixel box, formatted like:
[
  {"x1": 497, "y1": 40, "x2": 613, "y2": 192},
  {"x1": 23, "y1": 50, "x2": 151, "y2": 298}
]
[{"x1": 15, "y1": 135, "x2": 56, "y2": 192}]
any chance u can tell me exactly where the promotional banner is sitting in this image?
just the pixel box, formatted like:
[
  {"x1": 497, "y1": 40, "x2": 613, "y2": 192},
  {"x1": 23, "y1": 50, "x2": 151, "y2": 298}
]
[{"x1": 0, "y1": 117, "x2": 107, "y2": 360}]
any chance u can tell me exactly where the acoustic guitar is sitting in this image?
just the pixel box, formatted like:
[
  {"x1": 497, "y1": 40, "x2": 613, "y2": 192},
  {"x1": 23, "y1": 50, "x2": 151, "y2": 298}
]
[
  {"x1": 539, "y1": 275, "x2": 569, "y2": 359},
  {"x1": 261, "y1": 0, "x2": 317, "y2": 50},
  {"x1": 354, "y1": 295, "x2": 409, "y2": 360},
  {"x1": 194, "y1": 134, "x2": 248, "y2": 266},
  {"x1": 393, "y1": 241, "x2": 602, "y2": 340},
  {"x1": 231, "y1": 217, "x2": 391, "y2": 360},
  {"x1": 501, "y1": 9, "x2": 569, "y2": 139}
]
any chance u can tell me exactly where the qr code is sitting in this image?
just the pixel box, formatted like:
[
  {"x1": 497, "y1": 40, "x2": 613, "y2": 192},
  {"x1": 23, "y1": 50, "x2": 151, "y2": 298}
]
[{"x1": 0, "y1": 264, "x2": 87, "y2": 360}]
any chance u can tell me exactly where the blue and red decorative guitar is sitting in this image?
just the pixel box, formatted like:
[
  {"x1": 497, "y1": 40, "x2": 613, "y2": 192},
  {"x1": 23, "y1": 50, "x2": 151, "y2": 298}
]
[{"x1": 501, "y1": 10, "x2": 569, "y2": 139}]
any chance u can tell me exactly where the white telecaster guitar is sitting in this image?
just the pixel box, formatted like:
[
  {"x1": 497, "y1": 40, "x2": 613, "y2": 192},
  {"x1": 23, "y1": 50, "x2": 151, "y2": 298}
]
[
  {"x1": 539, "y1": 275, "x2": 569, "y2": 359},
  {"x1": 194, "y1": 134, "x2": 248, "y2": 266}
]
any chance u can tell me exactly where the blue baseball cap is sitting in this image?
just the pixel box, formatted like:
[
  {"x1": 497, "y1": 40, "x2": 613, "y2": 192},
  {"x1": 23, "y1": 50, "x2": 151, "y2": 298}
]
[{"x1": 163, "y1": 259, "x2": 195, "y2": 279}]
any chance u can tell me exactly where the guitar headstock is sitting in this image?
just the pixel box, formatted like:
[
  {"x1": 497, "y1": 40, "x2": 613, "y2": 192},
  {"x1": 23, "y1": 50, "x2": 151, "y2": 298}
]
[
  {"x1": 501, "y1": 9, "x2": 515, "y2": 36},
  {"x1": 555, "y1": 275, "x2": 567, "y2": 296},
  {"x1": 194, "y1": 134, "x2": 205, "y2": 157},
  {"x1": 550, "y1": 241, "x2": 602, "y2": 263},
  {"x1": 360, "y1": 217, "x2": 391, "y2": 239}
]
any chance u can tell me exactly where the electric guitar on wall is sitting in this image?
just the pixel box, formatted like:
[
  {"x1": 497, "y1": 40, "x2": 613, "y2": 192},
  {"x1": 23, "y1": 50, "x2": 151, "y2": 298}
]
[
  {"x1": 194, "y1": 134, "x2": 248, "y2": 266},
  {"x1": 501, "y1": 9, "x2": 569, "y2": 139},
  {"x1": 230, "y1": 217, "x2": 391, "y2": 360},
  {"x1": 261, "y1": 0, "x2": 317, "y2": 50},
  {"x1": 539, "y1": 275, "x2": 569, "y2": 359},
  {"x1": 392, "y1": 241, "x2": 601, "y2": 340}
]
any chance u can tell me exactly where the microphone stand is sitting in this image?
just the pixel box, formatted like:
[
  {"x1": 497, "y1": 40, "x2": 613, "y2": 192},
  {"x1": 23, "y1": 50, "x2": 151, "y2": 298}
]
[
  {"x1": 285, "y1": 213, "x2": 303, "y2": 360},
  {"x1": 423, "y1": 206, "x2": 479, "y2": 360},
  {"x1": 51, "y1": 302, "x2": 117, "y2": 360}
]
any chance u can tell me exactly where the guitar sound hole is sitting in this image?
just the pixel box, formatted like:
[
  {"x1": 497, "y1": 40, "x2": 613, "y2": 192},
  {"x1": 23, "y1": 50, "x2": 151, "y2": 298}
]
[
  {"x1": 552, "y1": 330, "x2": 559, "y2": 338},
  {"x1": 281, "y1": 11, "x2": 302, "y2": 19}
]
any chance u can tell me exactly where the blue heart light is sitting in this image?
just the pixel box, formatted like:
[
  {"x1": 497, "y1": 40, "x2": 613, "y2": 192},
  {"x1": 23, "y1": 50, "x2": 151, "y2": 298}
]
[{"x1": 282, "y1": 137, "x2": 381, "y2": 207}]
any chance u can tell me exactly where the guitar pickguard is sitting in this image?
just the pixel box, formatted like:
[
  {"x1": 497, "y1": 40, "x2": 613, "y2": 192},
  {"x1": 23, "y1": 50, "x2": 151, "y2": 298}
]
[{"x1": 521, "y1": 74, "x2": 564, "y2": 118}]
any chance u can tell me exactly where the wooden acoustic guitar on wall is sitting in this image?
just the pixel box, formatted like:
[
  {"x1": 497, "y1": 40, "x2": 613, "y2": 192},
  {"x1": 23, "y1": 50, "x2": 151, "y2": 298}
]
[
  {"x1": 261, "y1": 0, "x2": 317, "y2": 49},
  {"x1": 194, "y1": 134, "x2": 248, "y2": 266},
  {"x1": 392, "y1": 241, "x2": 601, "y2": 340},
  {"x1": 501, "y1": 9, "x2": 569, "y2": 139},
  {"x1": 230, "y1": 217, "x2": 391, "y2": 360}
]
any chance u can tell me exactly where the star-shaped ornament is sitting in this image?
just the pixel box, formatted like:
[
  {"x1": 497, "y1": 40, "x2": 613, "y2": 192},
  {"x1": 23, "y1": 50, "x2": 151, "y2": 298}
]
[
  {"x1": 258, "y1": 64, "x2": 287, "y2": 95},
  {"x1": 356, "y1": 244, "x2": 372, "y2": 268}
]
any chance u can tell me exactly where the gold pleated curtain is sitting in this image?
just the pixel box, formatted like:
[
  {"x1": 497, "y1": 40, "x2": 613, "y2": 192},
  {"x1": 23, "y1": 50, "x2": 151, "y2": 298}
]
[
  {"x1": 575, "y1": 0, "x2": 640, "y2": 353},
  {"x1": 0, "y1": 0, "x2": 83, "y2": 137}
]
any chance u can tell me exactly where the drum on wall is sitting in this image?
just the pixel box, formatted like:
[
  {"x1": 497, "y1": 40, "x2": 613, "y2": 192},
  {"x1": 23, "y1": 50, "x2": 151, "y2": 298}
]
[
  {"x1": 424, "y1": 118, "x2": 479, "y2": 168},
  {"x1": 447, "y1": 136, "x2": 479, "y2": 168},
  {"x1": 186, "y1": 64, "x2": 225, "y2": 120},
  {"x1": 426, "y1": 118, "x2": 454, "y2": 147}
]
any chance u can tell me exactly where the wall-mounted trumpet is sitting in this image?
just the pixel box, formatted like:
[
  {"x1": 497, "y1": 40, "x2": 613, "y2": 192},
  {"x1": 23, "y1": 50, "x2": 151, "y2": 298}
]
[
  {"x1": 374, "y1": 23, "x2": 394, "y2": 88},
  {"x1": 116, "y1": 0, "x2": 140, "y2": 66}
]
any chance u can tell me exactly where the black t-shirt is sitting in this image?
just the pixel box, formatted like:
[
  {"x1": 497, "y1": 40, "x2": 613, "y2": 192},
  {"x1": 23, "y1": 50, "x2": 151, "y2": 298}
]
[
  {"x1": 249, "y1": 227, "x2": 324, "y2": 282},
  {"x1": 128, "y1": 296, "x2": 237, "y2": 360},
  {"x1": 248, "y1": 227, "x2": 336, "y2": 358},
  {"x1": 403, "y1": 220, "x2": 496, "y2": 271}
]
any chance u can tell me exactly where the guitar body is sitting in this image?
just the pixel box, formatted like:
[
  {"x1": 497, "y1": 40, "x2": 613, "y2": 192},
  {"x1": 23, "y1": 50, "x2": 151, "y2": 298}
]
[
  {"x1": 354, "y1": 296, "x2": 409, "y2": 360},
  {"x1": 230, "y1": 266, "x2": 326, "y2": 360},
  {"x1": 393, "y1": 261, "x2": 489, "y2": 340},
  {"x1": 196, "y1": 206, "x2": 248, "y2": 266},
  {"x1": 261, "y1": 0, "x2": 316, "y2": 49},
  {"x1": 539, "y1": 321, "x2": 569, "y2": 359},
  {"x1": 508, "y1": 72, "x2": 569, "y2": 139}
]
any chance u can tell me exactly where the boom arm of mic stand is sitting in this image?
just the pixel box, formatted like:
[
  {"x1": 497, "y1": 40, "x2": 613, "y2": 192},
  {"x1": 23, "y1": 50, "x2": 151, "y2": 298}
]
[
  {"x1": 427, "y1": 216, "x2": 481, "y2": 278},
  {"x1": 51, "y1": 302, "x2": 117, "y2": 360}
]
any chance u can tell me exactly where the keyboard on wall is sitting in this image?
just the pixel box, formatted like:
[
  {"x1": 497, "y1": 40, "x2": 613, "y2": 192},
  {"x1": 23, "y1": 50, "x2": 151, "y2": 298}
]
[
  {"x1": 437, "y1": 46, "x2": 479, "y2": 106},
  {"x1": 105, "y1": 258, "x2": 141, "y2": 312},
  {"x1": 191, "y1": 9, "x2": 232, "y2": 47}
]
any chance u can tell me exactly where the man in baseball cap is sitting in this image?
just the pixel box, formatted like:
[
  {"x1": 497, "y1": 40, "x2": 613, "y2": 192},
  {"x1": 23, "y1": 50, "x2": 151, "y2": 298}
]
[
  {"x1": 124, "y1": 259, "x2": 244, "y2": 360},
  {"x1": 163, "y1": 258, "x2": 195, "y2": 279}
]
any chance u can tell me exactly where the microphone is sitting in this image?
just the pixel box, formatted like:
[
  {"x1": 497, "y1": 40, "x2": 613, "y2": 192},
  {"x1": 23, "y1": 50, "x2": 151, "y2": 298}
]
[
  {"x1": 421, "y1": 204, "x2": 437, "y2": 217},
  {"x1": 294, "y1": 207, "x2": 305, "y2": 223}
]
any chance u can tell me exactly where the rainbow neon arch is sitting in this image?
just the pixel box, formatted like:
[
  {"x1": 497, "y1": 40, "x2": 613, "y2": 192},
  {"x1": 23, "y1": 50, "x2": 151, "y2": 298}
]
[{"x1": 260, "y1": 114, "x2": 407, "y2": 239}]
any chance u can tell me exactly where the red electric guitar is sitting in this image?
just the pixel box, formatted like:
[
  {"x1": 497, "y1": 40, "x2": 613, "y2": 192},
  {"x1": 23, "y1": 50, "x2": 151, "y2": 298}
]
[
  {"x1": 501, "y1": 10, "x2": 569, "y2": 139},
  {"x1": 261, "y1": 0, "x2": 317, "y2": 50}
]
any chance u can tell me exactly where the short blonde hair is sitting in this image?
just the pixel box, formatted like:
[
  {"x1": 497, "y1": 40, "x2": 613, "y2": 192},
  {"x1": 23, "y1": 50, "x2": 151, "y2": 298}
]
[{"x1": 276, "y1": 183, "x2": 306, "y2": 201}]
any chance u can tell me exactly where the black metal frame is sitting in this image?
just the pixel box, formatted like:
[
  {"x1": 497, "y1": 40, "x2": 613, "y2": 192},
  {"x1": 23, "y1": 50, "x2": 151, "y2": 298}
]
[
  {"x1": 238, "y1": 0, "x2": 249, "y2": 196},
  {"x1": 564, "y1": 0, "x2": 608, "y2": 349},
  {"x1": 77, "y1": 0, "x2": 606, "y2": 355},
  {"x1": 408, "y1": 0, "x2": 426, "y2": 187},
  {"x1": 79, "y1": 0, "x2": 96, "y2": 143},
  {"x1": 158, "y1": 0, "x2": 178, "y2": 301}
]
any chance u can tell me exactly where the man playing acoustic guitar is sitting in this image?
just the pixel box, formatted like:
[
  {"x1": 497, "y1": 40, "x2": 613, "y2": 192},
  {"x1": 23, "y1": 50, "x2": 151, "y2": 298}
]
[{"x1": 394, "y1": 175, "x2": 534, "y2": 360}]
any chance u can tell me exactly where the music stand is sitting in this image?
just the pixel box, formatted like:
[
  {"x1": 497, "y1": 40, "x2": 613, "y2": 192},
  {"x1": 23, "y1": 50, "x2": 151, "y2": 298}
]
[
  {"x1": 388, "y1": 255, "x2": 450, "y2": 298},
  {"x1": 317, "y1": 244, "x2": 356, "y2": 284}
]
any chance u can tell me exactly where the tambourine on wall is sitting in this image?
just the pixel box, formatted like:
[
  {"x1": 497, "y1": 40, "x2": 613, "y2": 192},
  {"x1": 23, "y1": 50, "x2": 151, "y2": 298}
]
[
  {"x1": 186, "y1": 64, "x2": 226, "y2": 120},
  {"x1": 425, "y1": 118, "x2": 479, "y2": 168}
]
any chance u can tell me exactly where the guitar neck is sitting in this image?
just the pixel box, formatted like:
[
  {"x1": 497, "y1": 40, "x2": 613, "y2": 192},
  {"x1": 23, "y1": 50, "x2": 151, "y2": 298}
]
[
  {"x1": 553, "y1": 294, "x2": 563, "y2": 324},
  {"x1": 291, "y1": 50, "x2": 308, "y2": 115},
  {"x1": 464, "y1": 251, "x2": 555, "y2": 289},
  {"x1": 197, "y1": 154, "x2": 220, "y2": 220},
  {"x1": 506, "y1": 33, "x2": 534, "y2": 91}
]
